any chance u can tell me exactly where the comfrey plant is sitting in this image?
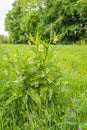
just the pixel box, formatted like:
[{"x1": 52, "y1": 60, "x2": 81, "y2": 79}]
[
  {"x1": 6, "y1": 34, "x2": 65, "y2": 129},
  {"x1": 0, "y1": 35, "x2": 69, "y2": 130},
  {"x1": 20, "y1": 34, "x2": 62, "y2": 107}
]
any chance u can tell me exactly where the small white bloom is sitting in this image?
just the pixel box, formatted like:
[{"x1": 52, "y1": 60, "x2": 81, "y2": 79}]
[
  {"x1": 4, "y1": 70, "x2": 8, "y2": 75},
  {"x1": 14, "y1": 54, "x2": 17, "y2": 58},
  {"x1": 39, "y1": 44, "x2": 44, "y2": 52},
  {"x1": 63, "y1": 81, "x2": 68, "y2": 86},
  {"x1": 48, "y1": 79, "x2": 52, "y2": 83},
  {"x1": 46, "y1": 68, "x2": 49, "y2": 74},
  {"x1": 31, "y1": 82, "x2": 34, "y2": 86},
  {"x1": 35, "y1": 81, "x2": 39, "y2": 88},
  {"x1": 16, "y1": 70, "x2": 20, "y2": 75},
  {"x1": 12, "y1": 80, "x2": 19, "y2": 83},
  {"x1": 28, "y1": 58, "x2": 33, "y2": 64},
  {"x1": 41, "y1": 71, "x2": 45, "y2": 78},
  {"x1": 53, "y1": 35, "x2": 58, "y2": 44},
  {"x1": 13, "y1": 58, "x2": 17, "y2": 62}
]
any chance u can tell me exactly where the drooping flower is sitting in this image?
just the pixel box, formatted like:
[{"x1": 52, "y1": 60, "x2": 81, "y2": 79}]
[
  {"x1": 39, "y1": 44, "x2": 44, "y2": 52},
  {"x1": 28, "y1": 57, "x2": 33, "y2": 64},
  {"x1": 41, "y1": 71, "x2": 45, "y2": 78},
  {"x1": 46, "y1": 68, "x2": 49, "y2": 74},
  {"x1": 4, "y1": 69, "x2": 8, "y2": 75},
  {"x1": 35, "y1": 81, "x2": 39, "y2": 88}
]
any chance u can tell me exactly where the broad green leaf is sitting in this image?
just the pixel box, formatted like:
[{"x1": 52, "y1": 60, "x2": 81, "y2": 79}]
[
  {"x1": 28, "y1": 88, "x2": 41, "y2": 106},
  {"x1": 40, "y1": 87, "x2": 48, "y2": 94},
  {"x1": 48, "y1": 88, "x2": 53, "y2": 101}
]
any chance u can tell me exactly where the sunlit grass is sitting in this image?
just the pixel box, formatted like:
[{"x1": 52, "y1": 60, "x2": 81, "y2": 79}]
[
  {"x1": 0, "y1": 44, "x2": 87, "y2": 92},
  {"x1": 0, "y1": 44, "x2": 87, "y2": 129}
]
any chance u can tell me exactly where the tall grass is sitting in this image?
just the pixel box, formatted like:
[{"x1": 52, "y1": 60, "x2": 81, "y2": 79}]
[{"x1": 0, "y1": 43, "x2": 87, "y2": 130}]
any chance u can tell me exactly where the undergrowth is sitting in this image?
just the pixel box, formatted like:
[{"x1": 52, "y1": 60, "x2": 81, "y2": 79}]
[{"x1": 0, "y1": 36, "x2": 87, "y2": 130}]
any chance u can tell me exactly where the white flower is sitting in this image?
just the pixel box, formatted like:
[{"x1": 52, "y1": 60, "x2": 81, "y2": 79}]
[
  {"x1": 4, "y1": 70, "x2": 8, "y2": 75},
  {"x1": 12, "y1": 80, "x2": 19, "y2": 83},
  {"x1": 14, "y1": 54, "x2": 17, "y2": 58},
  {"x1": 46, "y1": 68, "x2": 49, "y2": 74},
  {"x1": 31, "y1": 81, "x2": 39, "y2": 87},
  {"x1": 48, "y1": 79, "x2": 52, "y2": 83},
  {"x1": 28, "y1": 58, "x2": 33, "y2": 64},
  {"x1": 31, "y1": 82, "x2": 34, "y2": 86},
  {"x1": 41, "y1": 71, "x2": 45, "y2": 78},
  {"x1": 16, "y1": 70, "x2": 20, "y2": 75},
  {"x1": 53, "y1": 35, "x2": 58, "y2": 44},
  {"x1": 63, "y1": 81, "x2": 68, "y2": 86},
  {"x1": 13, "y1": 58, "x2": 17, "y2": 62},
  {"x1": 35, "y1": 81, "x2": 39, "y2": 88},
  {"x1": 39, "y1": 44, "x2": 44, "y2": 52}
]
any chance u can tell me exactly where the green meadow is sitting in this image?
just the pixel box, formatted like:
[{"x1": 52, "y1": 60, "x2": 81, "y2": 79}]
[
  {"x1": 0, "y1": 0, "x2": 87, "y2": 129},
  {"x1": 0, "y1": 44, "x2": 87, "y2": 130}
]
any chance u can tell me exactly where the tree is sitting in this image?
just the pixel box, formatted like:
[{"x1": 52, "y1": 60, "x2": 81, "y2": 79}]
[
  {"x1": 5, "y1": 0, "x2": 43, "y2": 43},
  {"x1": 5, "y1": 0, "x2": 87, "y2": 44},
  {"x1": 0, "y1": 35, "x2": 8, "y2": 44},
  {"x1": 5, "y1": 0, "x2": 23, "y2": 43},
  {"x1": 40, "y1": 0, "x2": 87, "y2": 43}
]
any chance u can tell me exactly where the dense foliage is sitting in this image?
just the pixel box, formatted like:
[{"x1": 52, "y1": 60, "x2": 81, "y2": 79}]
[
  {"x1": 0, "y1": 35, "x2": 8, "y2": 44},
  {"x1": 5, "y1": 0, "x2": 87, "y2": 44},
  {"x1": 0, "y1": 39, "x2": 87, "y2": 129}
]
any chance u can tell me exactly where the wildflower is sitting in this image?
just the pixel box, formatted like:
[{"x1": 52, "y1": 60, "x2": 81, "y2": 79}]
[
  {"x1": 14, "y1": 54, "x2": 17, "y2": 58},
  {"x1": 65, "y1": 114, "x2": 68, "y2": 119},
  {"x1": 4, "y1": 70, "x2": 8, "y2": 75},
  {"x1": 62, "y1": 81, "x2": 68, "y2": 86},
  {"x1": 77, "y1": 127, "x2": 81, "y2": 130},
  {"x1": 11, "y1": 54, "x2": 17, "y2": 62},
  {"x1": 47, "y1": 78, "x2": 52, "y2": 83},
  {"x1": 56, "y1": 82, "x2": 60, "y2": 86},
  {"x1": 16, "y1": 70, "x2": 20, "y2": 75},
  {"x1": 13, "y1": 58, "x2": 17, "y2": 62},
  {"x1": 39, "y1": 44, "x2": 44, "y2": 52},
  {"x1": 12, "y1": 80, "x2": 19, "y2": 83},
  {"x1": 35, "y1": 81, "x2": 39, "y2": 88},
  {"x1": 41, "y1": 71, "x2": 45, "y2": 78},
  {"x1": 71, "y1": 97, "x2": 75, "y2": 104},
  {"x1": 53, "y1": 35, "x2": 58, "y2": 44},
  {"x1": 70, "y1": 109, "x2": 73, "y2": 113},
  {"x1": 46, "y1": 68, "x2": 49, "y2": 74},
  {"x1": 31, "y1": 82, "x2": 34, "y2": 86},
  {"x1": 70, "y1": 109, "x2": 78, "y2": 115},
  {"x1": 28, "y1": 57, "x2": 33, "y2": 64}
]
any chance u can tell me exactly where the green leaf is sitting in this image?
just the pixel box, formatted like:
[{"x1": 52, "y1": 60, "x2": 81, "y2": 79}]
[
  {"x1": 29, "y1": 34, "x2": 35, "y2": 43},
  {"x1": 28, "y1": 88, "x2": 41, "y2": 106},
  {"x1": 40, "y1": 87, "x2": 48, "y2": 95},
  {"x1": 48, "y1": 88, "x2": 53, "y2": 101}
]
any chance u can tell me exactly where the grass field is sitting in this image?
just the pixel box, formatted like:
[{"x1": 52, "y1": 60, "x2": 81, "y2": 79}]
[
  {"x1": 0, "y1": 44, "x2": 87, "y2": 90},
  {"x1": 0, "y1": 44, "x2": 87, "y2": 130}
]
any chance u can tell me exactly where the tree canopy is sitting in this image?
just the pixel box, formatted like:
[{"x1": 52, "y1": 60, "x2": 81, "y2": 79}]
[{"x1": 5, "y1": 0, "x2": 87, "y2": 44}]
